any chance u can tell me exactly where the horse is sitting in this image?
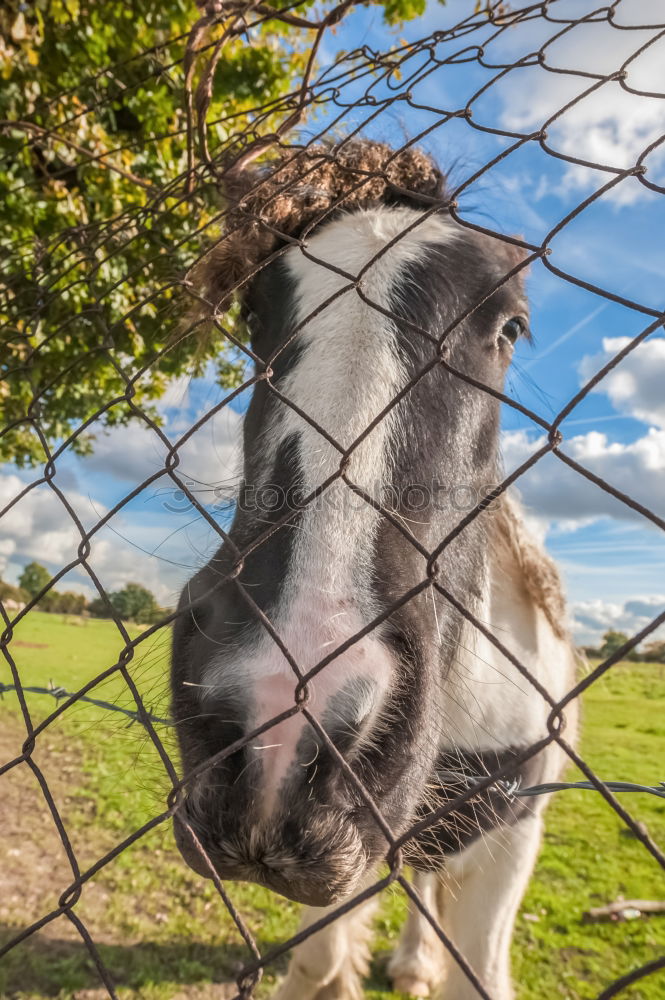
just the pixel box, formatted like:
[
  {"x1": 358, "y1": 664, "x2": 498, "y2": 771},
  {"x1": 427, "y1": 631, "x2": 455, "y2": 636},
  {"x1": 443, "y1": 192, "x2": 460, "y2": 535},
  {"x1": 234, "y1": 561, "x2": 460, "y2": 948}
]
[{"x1": 170, "y1": 140, "x2": 577, "y2": 1000}]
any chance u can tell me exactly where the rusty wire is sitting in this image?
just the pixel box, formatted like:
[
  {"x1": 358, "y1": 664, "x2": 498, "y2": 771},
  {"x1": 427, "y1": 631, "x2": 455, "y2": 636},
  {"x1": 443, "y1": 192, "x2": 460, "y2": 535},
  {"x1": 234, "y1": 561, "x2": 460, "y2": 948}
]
[{"x1": 1, "y1": 1, "x2": 664, "y2": 998}]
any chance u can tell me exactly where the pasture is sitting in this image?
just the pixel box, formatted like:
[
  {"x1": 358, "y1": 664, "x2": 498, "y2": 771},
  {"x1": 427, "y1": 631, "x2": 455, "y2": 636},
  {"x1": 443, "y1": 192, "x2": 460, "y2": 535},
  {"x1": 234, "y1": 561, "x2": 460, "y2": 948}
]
[{"x1": 0, "y1": 611, "x2": 663, "y2": 1000}]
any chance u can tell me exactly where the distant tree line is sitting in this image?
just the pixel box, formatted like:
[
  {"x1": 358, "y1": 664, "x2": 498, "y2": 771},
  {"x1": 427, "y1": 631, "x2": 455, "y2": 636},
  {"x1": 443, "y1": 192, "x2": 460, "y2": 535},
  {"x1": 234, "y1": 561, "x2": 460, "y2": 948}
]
[
  {"x1": 582, "y1": 629, "x2": 665, "y2": 664},
  {"x1": 3, "y1": 569, "x2": 664, "y2": 658},
  {"x1": 0, "y1": 562, "x2": 166, "y2": 625}
]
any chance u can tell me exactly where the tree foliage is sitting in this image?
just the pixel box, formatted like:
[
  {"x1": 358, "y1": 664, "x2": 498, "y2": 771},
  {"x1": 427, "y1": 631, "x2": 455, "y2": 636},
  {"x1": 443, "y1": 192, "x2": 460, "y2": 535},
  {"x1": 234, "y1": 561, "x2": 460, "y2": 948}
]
[
  {"x1": 13, "y1": 560, "x2": 88, "y2": 612},
  {"x1": 1, "y1": 0, "x2": 437, "y2": 466},
  {"x1": 2, "y1": 562, "x2": 163, "y2": 620},
  {"x1": 599, "y1": 630, "x2": 631, "y2": 661},
  {"x1": 0, "y1": 579, "x2": 30, "y2": 604},
  {"x1": 88, "y1": 581, "x2": 162, "y2": 623},
  {"x1": 641, "y1": 640, "x2": 665, "y2": 664},
  {"x1": 110, "y1": 581, "x2": 160, "y2": 623},
  {"x1": 39, "y1": 589, "x2": 88, "y2": 615},
  {"x1": 18, "y1": 560, "x2": 52, "y2": 597}
]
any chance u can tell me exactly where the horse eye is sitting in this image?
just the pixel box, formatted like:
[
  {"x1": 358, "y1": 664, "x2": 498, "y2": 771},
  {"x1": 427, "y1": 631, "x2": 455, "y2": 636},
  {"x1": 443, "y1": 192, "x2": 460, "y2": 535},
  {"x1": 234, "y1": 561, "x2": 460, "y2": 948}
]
[{"x1": 500, "y1": 316, "x2": 527, "y2": 345}]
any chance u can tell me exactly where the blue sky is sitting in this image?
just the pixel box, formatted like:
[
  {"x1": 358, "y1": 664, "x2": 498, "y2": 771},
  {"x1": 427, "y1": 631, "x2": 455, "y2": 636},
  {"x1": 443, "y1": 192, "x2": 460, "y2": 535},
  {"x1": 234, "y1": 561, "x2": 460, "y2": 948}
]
[{"x1": 2, "y1": 0, "x2": 664, "y2": 646}]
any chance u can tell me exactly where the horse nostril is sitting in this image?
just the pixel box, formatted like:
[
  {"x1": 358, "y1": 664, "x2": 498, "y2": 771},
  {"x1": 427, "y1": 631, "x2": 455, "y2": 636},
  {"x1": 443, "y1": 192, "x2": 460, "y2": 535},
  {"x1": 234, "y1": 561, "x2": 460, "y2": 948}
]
[{"x1": 321, "y1": 675, "x2": 383, "y2": 755}]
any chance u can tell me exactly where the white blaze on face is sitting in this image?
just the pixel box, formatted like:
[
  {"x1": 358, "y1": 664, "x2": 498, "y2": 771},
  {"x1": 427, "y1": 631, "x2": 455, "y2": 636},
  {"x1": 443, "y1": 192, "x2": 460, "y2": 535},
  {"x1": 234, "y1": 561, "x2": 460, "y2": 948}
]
[{"x1": 205, "y1": 206, "x2": 456, "y2": 817}]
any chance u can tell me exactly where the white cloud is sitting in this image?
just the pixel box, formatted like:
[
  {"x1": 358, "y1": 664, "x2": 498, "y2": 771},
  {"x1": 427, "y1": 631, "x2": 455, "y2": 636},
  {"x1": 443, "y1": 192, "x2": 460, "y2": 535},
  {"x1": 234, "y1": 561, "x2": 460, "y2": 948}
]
[
  {"x1": 577, "y1": 336, "x2": 665, "y2": 428},
  {"x1": 84, "y1": 532, "x2": 192, "y2": 606},
  {"x1": 174, "y1": 405, "x2": 243, "y2": 490},
  {"x1": 155, "y1": 374, "x2": 193, "y2": 414},
  {"x1": 495, "y1": 1, "x2": 665, "y2": 204},
  {"x1": 502, "y1": 426, "x2": 665, "y2": 526},
  {"x1": 0, "y1": 474, "x2": 90, "y2": 571},
  {"x1": 0, "y1": 471, "x2": 197, "y2": 606},
  {"x1": 0, "y1": 536, "x2": 17, "y2": 577},
  {"x1": 571, "y1": 594, "x2": 665, "y2": 646},
  {"x1": 82, "y1": 404, "x2": 243, "y2": 493}
]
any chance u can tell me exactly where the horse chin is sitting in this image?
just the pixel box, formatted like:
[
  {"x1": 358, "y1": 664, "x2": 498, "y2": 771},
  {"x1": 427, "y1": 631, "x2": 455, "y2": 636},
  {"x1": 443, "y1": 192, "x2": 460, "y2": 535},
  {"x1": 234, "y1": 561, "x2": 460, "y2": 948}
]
[{"x1": 172, "y1": 803, "x2": 369, "y2": 906}]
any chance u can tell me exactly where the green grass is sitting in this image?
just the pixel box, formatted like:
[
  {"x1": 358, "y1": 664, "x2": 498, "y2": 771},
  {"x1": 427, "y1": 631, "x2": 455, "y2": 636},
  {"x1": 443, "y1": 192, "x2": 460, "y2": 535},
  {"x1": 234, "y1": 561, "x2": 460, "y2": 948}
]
[{"x1": 0, "y1": 612, "x2": 663, "y2": 999}]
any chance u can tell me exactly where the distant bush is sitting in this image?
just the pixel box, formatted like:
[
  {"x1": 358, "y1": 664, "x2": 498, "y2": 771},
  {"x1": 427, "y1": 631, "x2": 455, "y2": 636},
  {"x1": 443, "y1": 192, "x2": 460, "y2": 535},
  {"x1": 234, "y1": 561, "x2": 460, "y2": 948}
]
[
  {"x1": 598, "y1": 630, "x2": 630, "y2": 659},
  {"x1": 38, "y1": 591, "x2": 88, "y2": 615},
  {"x1": 88, "y1": 583, "x2": 166, "y2": 625},
  {"x1": 87, "y1": 597, "x2": 112, "y2": 619},
  {"x1": 6, "y1": 563, "x2": 166, "y2": 624},
  {"x1": 583, "y1": 631, "x2": 639, "y2": 661},
  {"x1": 109, "y1": 583, "x2": 159, "y2": 624},
  {"x1": 641, "y1": 640, "x2": 665, "y2": 664},
  {"x1": 0, "y1": 580, "x2": 30, "y2": 605},
  {"x1": 18, "y1": 561, "x2": 52, "y2": 599}
]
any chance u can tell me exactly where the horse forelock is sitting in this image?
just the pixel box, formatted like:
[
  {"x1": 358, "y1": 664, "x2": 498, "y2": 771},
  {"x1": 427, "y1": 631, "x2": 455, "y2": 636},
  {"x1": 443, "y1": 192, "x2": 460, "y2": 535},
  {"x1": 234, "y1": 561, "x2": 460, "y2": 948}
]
[{"x1": 185, "y1": 139, "x2": 448, "y2": 324}]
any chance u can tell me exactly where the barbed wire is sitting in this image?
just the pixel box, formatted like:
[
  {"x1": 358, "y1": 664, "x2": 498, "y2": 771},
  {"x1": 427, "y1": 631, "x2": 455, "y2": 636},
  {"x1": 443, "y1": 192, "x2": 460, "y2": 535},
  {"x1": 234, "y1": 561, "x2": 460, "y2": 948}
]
[
  {"x1": 2, "y1": 680, "x2": 664, "y2": 801},
  {"x1": 0, "y1": 680, "x2": 171, "y2": 728},
  {"x1": 1, "y1": 1, "x2": 665, "y2": 999}
]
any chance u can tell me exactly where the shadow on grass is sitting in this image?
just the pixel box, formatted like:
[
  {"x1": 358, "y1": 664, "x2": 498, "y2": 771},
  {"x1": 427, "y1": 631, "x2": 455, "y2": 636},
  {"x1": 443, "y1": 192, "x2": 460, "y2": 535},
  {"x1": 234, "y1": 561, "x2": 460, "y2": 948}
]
[{"x1": 0, "y1": 925, "x2": 290, "y2": 997}]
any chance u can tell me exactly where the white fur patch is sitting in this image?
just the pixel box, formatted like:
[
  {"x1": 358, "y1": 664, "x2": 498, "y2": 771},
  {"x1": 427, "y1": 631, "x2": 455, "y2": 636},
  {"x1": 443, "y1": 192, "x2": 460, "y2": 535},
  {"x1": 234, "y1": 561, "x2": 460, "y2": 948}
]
[
  {"x1": 204, "y1": 206, "x2": 456, "y2": 816},
  {"x1": 438, "y1": 512, "x2": 576, "y2": 757}
]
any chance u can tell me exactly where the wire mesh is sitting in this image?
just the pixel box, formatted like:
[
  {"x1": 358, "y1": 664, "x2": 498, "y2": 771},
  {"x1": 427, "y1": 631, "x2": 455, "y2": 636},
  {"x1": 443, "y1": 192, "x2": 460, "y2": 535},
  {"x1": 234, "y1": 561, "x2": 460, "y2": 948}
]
[{"x1": 1, "y1": 1, "x2": 664, "y2": 998}]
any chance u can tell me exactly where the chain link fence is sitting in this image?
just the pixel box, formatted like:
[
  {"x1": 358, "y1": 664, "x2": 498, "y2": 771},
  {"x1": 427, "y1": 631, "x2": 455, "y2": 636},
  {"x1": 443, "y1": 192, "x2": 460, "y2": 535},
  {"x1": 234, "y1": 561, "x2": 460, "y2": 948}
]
[{"x1": 1, "y1": 1, "x2": 664, "y2": 998}]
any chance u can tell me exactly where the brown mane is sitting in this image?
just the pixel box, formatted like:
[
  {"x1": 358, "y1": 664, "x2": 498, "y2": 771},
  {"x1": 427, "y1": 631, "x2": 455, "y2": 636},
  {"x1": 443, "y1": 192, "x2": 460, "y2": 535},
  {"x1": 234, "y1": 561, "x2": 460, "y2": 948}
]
[{"x1": 495, "y1": 495, "x2": 568, "y2": 640}]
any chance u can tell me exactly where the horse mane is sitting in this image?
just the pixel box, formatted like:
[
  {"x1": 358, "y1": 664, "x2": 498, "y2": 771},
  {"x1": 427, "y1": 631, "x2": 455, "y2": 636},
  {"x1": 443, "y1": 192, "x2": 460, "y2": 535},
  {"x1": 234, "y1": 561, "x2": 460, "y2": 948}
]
[
  {"x1": 184, "y1": 140, "x2": 447, "y2": 324},
  {"x1": 494, "y1": 495, "x2": 568, "y2": 640}
]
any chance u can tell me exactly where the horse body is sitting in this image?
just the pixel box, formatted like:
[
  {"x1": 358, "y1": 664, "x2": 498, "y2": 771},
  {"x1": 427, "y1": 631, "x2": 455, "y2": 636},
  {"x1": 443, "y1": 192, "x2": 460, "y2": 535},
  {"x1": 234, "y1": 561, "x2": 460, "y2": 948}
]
[{"x1": 170, "y1": 142, "x2": 576, "y2": 998}]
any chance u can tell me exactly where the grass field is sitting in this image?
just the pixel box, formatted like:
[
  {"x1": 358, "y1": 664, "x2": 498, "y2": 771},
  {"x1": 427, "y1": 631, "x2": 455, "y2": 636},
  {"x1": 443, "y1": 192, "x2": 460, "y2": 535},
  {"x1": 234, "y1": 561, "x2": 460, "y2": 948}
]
[{"x1": 0, "y1": 611, "x2": 663, "y2": 1000}]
